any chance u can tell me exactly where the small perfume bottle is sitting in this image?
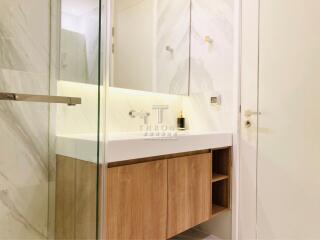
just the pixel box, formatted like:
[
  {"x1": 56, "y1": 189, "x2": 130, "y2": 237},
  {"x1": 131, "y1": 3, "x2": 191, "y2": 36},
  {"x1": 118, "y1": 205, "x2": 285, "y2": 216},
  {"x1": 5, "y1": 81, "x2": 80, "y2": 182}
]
[{"x1": 177, "y1": 111, "x2": 186, "y2": 130}]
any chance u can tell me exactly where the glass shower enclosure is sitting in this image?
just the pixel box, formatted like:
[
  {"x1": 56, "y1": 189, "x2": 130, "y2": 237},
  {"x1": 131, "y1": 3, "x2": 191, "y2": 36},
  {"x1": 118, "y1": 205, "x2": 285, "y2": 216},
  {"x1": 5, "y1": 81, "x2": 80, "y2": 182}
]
[{"x1": 0, "y1": 0, "x2": 103, "y2": 239}]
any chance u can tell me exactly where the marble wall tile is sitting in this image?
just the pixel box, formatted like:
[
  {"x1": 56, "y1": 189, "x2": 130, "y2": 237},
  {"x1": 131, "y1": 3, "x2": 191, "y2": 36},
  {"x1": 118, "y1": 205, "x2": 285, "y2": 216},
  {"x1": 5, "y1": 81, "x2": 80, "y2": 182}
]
[
  {"x1": 185, "y1": 0, "x2": 234, "y2": 132},
  {"x1": 156, "y1": 0, "x2": 190, "y2": 95},
  {"x1": 0, "y1": 0, "x2": 50, "y2": 74},
  {"x1": 0, "y1": 0, "x2": 50, "y2": 239}
]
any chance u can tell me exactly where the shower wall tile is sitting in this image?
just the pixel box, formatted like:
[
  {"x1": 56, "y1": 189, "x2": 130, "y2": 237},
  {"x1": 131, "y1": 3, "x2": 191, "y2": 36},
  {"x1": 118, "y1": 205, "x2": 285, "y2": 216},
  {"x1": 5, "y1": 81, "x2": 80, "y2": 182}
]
[
  {"x1": 0, "y1": 0, "x2": 50, "y2": 74},
  {"x1": 0, "y1": 0, "x2": 50, "y2": 239}
]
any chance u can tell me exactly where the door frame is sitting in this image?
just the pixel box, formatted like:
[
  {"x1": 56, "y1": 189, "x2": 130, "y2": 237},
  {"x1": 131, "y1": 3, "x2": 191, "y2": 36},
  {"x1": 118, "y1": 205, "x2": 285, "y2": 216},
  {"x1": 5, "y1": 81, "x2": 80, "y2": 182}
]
[{"x1": 238, "y1": 0, "x2": 260, "y2": 239}]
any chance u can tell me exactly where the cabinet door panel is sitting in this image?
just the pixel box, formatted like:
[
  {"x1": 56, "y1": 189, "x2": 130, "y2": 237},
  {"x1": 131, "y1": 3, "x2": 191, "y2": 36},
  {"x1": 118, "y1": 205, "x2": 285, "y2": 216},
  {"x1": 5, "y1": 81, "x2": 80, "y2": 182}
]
[
  {"x1": 167, "y1": 153, "x2": 211, "y2": 238},
  {"x1": 106, "y1": 160, "x2": 167, "y2": 240}
]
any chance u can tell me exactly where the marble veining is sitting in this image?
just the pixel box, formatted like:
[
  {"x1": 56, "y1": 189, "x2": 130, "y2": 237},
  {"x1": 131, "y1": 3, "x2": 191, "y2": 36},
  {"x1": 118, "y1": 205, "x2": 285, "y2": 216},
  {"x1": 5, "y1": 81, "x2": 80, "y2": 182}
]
[
  {"x1": 0, "y1": 0, "x2": 50, "y2": 238},
  {"x1": 185, "y1": 0, "x2": 234, "y2": 132},
  {"x1": 156, "y1": 0, "x2": 190, "y2": 95},
  {"x1": 0, "y1": 0, "x2": 49, "y2": 73}
]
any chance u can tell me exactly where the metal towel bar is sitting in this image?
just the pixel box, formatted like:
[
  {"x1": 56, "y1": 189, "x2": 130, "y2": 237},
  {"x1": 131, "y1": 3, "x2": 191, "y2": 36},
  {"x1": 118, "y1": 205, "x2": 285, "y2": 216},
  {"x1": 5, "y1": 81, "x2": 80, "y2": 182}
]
[{"x1": 0, "y1": 92, "x2": 81, "y2": 106}]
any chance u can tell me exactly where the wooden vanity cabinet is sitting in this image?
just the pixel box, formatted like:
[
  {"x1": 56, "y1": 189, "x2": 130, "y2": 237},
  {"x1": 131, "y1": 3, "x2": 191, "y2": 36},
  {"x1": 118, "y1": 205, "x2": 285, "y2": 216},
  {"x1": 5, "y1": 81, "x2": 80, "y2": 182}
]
[
  {"x1": 167, "y1": 153, "x2": 212, "y2": 238},
  {"x1": 105, "y1": 149, "x2": 231, "y2": 240},
  {"x1": 106, "y1": 160, "x2": 168, "y2": 240}
]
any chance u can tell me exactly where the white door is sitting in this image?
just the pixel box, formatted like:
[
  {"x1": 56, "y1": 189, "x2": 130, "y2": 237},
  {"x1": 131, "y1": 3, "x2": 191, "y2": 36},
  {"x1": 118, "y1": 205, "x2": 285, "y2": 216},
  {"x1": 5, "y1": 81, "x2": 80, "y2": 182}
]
[
  {"x1": 239, "y1": 0, "x2": 259, "y2": 239},
  {"x1": 240, "y1": 0, "x2": 320, "y2": 239}
]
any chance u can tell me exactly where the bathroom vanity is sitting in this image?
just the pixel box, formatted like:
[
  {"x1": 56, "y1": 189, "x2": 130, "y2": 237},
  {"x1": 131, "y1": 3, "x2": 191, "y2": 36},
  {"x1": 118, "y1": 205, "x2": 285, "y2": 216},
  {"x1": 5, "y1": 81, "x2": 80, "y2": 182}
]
[{"x1": 55, "y1": 132, "x2": 232, "y2": 239}]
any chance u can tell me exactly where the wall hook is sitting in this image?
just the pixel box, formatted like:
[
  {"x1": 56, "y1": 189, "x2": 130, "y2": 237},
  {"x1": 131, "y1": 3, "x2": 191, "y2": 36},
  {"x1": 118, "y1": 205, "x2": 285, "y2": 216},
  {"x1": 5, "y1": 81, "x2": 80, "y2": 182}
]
[
  {"x1": 165, "y1": 45, "x2": 174, "y2": 53},
  {"x1": 204, "y1": 35, "x2": 213, "y2": 44}
]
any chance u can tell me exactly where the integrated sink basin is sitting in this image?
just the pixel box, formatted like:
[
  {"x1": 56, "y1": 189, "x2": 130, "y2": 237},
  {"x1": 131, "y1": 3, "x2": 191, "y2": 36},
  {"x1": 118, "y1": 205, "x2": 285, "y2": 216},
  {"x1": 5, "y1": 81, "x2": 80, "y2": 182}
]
[
  {"x1": 56, "y1": 131, "x2": 232, "y2": 163},
  {"x1": 107, "y1": 131, "x2": 232, "y2": 162}
]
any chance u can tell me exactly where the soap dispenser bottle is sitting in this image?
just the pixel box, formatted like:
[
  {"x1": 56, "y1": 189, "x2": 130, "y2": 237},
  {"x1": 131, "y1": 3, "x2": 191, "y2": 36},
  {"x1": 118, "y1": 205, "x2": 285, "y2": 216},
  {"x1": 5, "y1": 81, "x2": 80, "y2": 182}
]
[{"x1": 177, "y1": 111, "x2": 186, "y2": 130}]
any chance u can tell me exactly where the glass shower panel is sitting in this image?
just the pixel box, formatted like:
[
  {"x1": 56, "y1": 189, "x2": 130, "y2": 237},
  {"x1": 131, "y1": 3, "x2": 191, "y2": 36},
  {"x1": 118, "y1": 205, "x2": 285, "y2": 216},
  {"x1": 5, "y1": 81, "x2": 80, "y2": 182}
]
[
  {"x1": 51, "y1": 0, "x2": 103, "y2": 239},
  {"x1": 0, "y1": 0, "x2": 103, "y2": 239}
]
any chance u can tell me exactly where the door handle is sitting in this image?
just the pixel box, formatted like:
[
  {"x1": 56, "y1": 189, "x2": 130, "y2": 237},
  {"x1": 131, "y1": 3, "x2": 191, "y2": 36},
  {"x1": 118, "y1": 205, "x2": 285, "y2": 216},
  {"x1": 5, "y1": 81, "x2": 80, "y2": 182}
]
[
  {"x1": 0, "y1": 92, "x2": 81, "y2": 106},
  {"x1": 244, "y1": 110, "x2": 262, "y2": 117}
]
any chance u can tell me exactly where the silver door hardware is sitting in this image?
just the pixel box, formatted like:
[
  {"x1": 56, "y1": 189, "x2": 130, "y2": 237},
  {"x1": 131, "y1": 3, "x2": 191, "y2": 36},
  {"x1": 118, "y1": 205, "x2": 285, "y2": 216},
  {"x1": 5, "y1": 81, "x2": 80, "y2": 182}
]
[
  {"x1": 204, "y1": 35, "x2": 213, "y2": 44},
  {"x1": 245, "y1": 120, "x2": 252, "y2": 128},
  {"x1": 244, "y1": 110, "x2": 262, "y2": 117},
  {"x1": 165, "y1": 46, "x2": 174, "y2": 53},
  {"x1": 0, "y1": 92, "x2": 81, "y2": 106}
]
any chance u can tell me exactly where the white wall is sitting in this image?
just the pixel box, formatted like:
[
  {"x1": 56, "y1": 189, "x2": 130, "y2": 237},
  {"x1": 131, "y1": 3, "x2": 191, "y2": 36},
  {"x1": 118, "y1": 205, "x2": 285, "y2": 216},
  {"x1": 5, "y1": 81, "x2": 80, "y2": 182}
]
[
  {"x1": 113, "y1": 0, "x2": 155, "y2": 91},
  {"x1": 61, "y1": 7, "x2": 100, "y2": 84},
  {"x1": 57, "y1": 81, "x2": 99, "y2": 135},
  {"x1": 107, "y1": 87, "x2": 183, "y2": 132}
]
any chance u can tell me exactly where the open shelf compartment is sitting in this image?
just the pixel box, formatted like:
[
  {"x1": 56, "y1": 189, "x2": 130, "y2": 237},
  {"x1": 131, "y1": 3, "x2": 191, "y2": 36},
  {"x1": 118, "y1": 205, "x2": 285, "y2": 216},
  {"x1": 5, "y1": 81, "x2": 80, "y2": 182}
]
[
  {"x1": 211, "y1": 179, "x2": 229, "y2": 216},
  {"x1": 211, "y1": 148, "x2": 231, "y2": 217},
  {"x1": 212, "y1": 148, "x2": 231, "y2": 177},
  {"x1": 212, "y1": 173, "x2": 228, "y2": 183}
]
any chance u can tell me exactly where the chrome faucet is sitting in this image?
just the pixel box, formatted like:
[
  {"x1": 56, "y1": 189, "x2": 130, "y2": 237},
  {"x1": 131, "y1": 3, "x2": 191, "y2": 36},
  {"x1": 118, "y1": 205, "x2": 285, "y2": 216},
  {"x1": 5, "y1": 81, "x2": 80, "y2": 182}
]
[{"x1": 129, "y1": 110, "x2": 150, "y2": 124}]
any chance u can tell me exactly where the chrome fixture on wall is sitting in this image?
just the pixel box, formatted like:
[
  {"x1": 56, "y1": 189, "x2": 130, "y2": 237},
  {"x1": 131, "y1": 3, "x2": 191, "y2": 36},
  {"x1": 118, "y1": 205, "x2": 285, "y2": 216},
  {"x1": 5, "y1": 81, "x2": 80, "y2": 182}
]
[{"x1": 129, "y1": 110, "x2": 151, "y2": 124}]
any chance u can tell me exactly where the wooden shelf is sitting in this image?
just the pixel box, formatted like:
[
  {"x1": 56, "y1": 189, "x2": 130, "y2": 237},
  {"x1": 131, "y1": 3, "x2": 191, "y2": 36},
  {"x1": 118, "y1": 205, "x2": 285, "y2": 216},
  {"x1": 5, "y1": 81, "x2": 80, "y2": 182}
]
[
  {"x1": 212, "y1": 204, "x2": 228, "y2": 217},
  {"x1": 212, "y1": 174, "x2": 228, "y2": 183},
  {"x1": 211, "y1": 148, "x2": 231, "y2": 219}
]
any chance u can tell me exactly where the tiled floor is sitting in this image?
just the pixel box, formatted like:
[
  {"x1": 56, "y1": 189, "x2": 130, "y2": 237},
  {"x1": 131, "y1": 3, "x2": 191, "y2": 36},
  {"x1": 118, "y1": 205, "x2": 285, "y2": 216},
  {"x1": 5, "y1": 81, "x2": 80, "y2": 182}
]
[{"x1": 170, "y1": 228, "x2": 220, "y2": 240}]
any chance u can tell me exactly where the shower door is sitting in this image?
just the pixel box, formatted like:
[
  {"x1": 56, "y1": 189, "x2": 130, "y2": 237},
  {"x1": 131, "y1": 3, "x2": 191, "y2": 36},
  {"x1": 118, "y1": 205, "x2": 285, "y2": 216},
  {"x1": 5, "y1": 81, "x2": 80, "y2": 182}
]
[
  {"x1": 0, "y1": 0, "x2": 103, "y2": 239},
  {"x1": 241, "y1": 0, "x2": 320, "y2": 239}
]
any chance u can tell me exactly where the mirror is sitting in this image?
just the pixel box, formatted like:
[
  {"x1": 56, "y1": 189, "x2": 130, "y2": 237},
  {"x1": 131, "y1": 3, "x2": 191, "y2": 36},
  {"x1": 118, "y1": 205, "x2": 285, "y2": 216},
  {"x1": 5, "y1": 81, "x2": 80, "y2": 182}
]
[
  {"x1": 110, "y1": 0, "x2": 191, "y2": 95},
  {"x1": 60, "y1": 0, "x2": 100, "y2": 84}
]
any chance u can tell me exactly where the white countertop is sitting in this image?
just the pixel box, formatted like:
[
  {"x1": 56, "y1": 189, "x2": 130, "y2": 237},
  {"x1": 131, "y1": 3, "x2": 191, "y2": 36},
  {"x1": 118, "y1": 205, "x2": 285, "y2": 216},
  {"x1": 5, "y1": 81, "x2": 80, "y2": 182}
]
[
  {"x1": 56, "y1": 131, "x2": 233, "y2": 163},
  {"x1": 56, "y1": 133, "x2": 101, "y2": 163}
]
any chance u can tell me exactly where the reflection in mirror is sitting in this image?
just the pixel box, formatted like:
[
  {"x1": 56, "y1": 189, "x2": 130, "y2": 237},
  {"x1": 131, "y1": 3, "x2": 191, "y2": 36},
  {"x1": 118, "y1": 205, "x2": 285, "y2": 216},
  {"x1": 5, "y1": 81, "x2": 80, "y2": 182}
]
[
  {"x1": 60, "y1": 0, "x2": 99, "y2": 84},
  {"x1": 110, "y1": 0, "x2": 191, "y2": 95}
]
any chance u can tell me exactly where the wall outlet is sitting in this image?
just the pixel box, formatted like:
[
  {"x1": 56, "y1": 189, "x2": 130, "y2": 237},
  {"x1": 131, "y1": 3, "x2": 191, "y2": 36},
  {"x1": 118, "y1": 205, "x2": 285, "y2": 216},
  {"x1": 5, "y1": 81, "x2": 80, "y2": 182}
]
[{"x1": 210, "y1": 95, "x2": 222, "y2": 105}]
